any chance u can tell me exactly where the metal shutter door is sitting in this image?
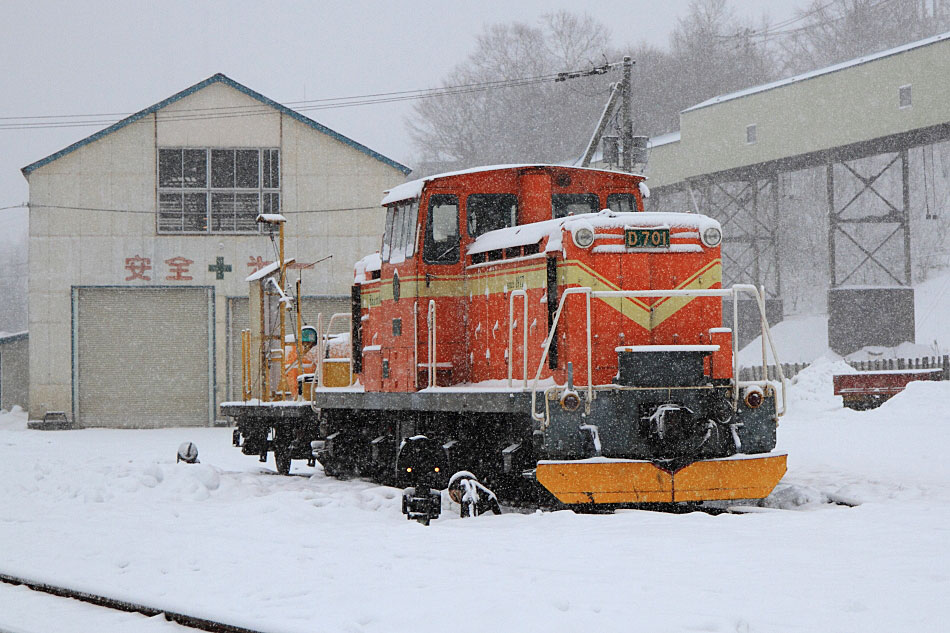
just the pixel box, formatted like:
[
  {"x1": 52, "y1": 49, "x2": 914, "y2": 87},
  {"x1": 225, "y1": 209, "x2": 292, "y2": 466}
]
[
  {"x1": 226, "y1": 297, "x2": 249, "y2": 402},
  {"x1": 301, "y1": 296, "x2": 350, "y2": 334},
  {"x1": 76, "y1": 288, "x2": 212, "y2": 428}
]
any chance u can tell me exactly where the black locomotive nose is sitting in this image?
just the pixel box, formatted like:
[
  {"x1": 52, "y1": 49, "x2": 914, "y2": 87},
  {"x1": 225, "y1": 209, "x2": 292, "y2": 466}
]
[{"x1": 396, "y1": 435, "x2": 447, "y2": 487}]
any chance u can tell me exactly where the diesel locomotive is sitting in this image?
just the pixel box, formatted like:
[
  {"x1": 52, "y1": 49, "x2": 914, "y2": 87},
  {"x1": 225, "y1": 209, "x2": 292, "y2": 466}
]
[{"x1": 223, "y1": 165, "x2": 788, "y2": 507}]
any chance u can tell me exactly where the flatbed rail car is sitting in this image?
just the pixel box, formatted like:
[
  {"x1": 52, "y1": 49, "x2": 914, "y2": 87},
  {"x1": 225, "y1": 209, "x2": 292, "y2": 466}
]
[
  {"x1": 222, "y1": 165, "x2": 788, "y2": 506},
  {"x1": 833, "y1": 367, "x2": 943, "y2": 410}
]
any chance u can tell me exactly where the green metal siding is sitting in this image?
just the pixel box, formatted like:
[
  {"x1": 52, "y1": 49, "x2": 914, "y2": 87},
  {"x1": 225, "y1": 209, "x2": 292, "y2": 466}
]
[{"x1": 647, "y1": 35, "x2": 950, "y2": 188}]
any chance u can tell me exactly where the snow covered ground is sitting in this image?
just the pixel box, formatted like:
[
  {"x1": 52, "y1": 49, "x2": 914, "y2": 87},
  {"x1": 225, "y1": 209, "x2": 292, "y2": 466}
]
[
  {"x1": 2, "y1": 362, "x2": 949, "y2": 632},
  {"x1": 739, "y1": 268, "x2": 950, "y2": 366}
]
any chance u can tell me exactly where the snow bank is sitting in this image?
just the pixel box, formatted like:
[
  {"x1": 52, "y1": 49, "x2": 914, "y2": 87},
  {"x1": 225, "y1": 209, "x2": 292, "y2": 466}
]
[
  {"x1": 739, "y1": 267, "x2": 950, "y2": 366},
  {"x1": 3, "y1": 375, "x2": 950, "y2": 633}
]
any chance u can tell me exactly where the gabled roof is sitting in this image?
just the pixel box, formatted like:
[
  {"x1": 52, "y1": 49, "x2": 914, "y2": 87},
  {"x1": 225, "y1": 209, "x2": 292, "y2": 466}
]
[{"x1": 21, "y1": 73, "x2": 411, "y2": 176}]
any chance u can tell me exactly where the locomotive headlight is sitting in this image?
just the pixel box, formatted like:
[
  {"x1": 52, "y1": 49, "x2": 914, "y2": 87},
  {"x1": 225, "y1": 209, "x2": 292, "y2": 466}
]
[
  {"x1": 701, "y1": 226, "x2": 722, "y2": 247},
  {"x1": 560, "y1": 389, "x2": 581, "y2": 412},
  {"x1": 743, "y1": 385, "x2": 764, "y2": 409},
  {"x1": 572, "y1": 226, "x2": 595, "y2": 248}
]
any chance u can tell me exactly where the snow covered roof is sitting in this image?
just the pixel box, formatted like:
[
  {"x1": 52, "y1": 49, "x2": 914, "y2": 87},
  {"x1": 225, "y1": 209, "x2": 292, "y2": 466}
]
[
  {"x1": 21, "y1": 74, "x2": 411, "y2": 177},
  {"x1": 245, "y1": 258, "x2": 295, "y2": 282},
  {"x1": 381, "y1": 164, "x2": 645, "y2": 206},
  {"x1": 683, "y1": 31, "x2": 950, "y2": 113},
  {"x1": 648, "y1": 131, "x2": 680, "y2": 148},
  {"x1": 0, "y1": 331, "x2": 28, "y2": 344},
  {"x1": 353, "y1": 252, "x2": 382, "y2": 284}
]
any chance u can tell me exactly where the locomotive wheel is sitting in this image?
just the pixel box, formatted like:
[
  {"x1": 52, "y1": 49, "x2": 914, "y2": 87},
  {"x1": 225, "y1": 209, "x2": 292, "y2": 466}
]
[
  {"x1": 274, "y1": 445, "x2": 292, "y2": 475},
  {"x1": 272, "y1": 426, "x2": 294, "y2": 475}
]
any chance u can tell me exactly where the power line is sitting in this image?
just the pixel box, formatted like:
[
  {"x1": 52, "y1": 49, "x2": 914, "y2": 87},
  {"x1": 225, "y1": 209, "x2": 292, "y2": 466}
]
[
  {"x1": 715, "y1": 0, "x2": 900, "y2": 42},
  {"x1": 0, "y1": 62, "x2": 620, "y2": 131},
  {"x1": 0, "y1": 72, "x2": 594, "y2": 121}
]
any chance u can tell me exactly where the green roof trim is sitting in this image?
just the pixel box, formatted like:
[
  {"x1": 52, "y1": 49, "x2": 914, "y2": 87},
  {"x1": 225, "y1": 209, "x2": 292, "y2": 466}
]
[{"x1": 21, "y1": 73, "x2": 411, "y2": 176}]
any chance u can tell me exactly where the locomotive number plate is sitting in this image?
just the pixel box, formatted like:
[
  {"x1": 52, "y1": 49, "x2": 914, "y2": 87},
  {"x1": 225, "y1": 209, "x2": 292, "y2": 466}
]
[{"x1": 625, "y1": 228, "x2": 670, "y2": 249}]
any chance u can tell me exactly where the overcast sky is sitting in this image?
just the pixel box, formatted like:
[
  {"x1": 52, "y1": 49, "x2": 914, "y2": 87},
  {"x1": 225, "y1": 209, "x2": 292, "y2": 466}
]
[{"x1": 0, "y1": 0, "x2": 809, "y2": 242}]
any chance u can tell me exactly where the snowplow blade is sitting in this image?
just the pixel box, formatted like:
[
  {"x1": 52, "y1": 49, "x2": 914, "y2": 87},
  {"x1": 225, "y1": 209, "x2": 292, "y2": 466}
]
[{"x1": 536, "y1": 453, "x2": 787, "y2": 504}]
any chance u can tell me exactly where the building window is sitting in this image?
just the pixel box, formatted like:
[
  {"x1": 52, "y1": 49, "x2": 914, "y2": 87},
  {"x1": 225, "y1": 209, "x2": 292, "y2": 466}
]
[
  {"x1": 899, "y1": 85, "x2": 912, "y2": 109},
  {"x1": 157, "y1": 148, "x2": 279, "y2": 233},
  {"x1": 746, "y1": 124, "x2": 757, "y2": 144}
]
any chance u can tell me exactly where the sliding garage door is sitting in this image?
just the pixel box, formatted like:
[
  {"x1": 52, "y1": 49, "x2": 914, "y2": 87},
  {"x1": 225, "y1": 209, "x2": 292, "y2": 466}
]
[
  {"x1": 226, "y1": 295, "x2": 349, "y2": 401},
  {"x1": 74, "y1": 287, "x2": 213, "y2": 427}
]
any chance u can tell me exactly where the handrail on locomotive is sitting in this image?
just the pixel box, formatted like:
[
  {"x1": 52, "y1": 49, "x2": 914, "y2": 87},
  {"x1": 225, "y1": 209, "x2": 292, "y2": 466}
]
[{"x1": 526, "y1": 284, "x2": 787, "y2": 427}]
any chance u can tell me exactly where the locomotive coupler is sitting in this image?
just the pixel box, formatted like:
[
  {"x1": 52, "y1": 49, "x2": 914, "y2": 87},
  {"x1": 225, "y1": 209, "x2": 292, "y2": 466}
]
[
  {"x1": 401, "y1": 487, "x2": 442, "y2": 526},
  {"x1": 397, "y1": 436, "x2": 446, "y2": 526}
]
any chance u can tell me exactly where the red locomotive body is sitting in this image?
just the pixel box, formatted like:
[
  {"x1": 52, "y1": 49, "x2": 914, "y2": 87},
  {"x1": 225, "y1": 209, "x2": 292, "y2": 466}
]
[
  {"x1": 356, "y1": 165, "x2": 729, "y2": 391},
  {"x1": 226, "y1": 165, "x2": 788, "y2": 507}
]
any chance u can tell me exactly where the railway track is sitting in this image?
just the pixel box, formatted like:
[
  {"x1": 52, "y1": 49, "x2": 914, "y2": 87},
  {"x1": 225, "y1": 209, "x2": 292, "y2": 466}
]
[{"x1": 0, "y1": 572, "x2": 271, "y2": 633}]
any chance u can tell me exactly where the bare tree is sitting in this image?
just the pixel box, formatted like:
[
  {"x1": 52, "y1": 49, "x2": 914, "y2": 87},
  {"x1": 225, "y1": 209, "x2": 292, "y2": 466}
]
[
  {"x1": 666, "y1": 0, "x2": 776, "y2": 115},
  {"x1": 407, "y1": 4, "x2": 782, "y2": 174},
  {"x1": 777, "y1": 0, "x2": 950, "y2": 75},
  {"x1": 407, "y1": 12, "x2": 615, "y2": 174}
]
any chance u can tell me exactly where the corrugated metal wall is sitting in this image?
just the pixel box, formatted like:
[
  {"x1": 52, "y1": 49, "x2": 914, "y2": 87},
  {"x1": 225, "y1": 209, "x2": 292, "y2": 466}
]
[
  {"x1": 0, "y1": 334, "x2": 29, "y2": 411},
  {"x1": 75, "y1": 288, "x2": 212, "y2": 427}
]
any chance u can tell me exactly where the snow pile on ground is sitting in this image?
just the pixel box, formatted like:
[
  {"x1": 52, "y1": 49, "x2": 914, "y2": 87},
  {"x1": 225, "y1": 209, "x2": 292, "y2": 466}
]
[
  {"x1": 846, "y1": 340, "x2": 941, "y2": 361},
  {"x1": 738, "y1": 314, "x2": 830, "y2": 365},
  {"x1": 739, "y1": 267, "x2": 950, "y2": 366},
  {"x1": 782, "y1": 356, "x2": 854, "y2": 414},
  {"x1": 3, "y1": 371, "x2": 950, "y2": 632},
  {"x1": 915, "y1": 270, "x2": 950, "y2": 350}
]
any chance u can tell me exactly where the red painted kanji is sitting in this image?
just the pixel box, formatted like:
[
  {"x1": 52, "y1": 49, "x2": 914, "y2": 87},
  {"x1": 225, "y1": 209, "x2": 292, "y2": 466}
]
[
  {"x1": 124, "y1": 255, "x2": 152, "y2": 281},
  {"x1": 165, "y1": 256, "x2": 194, "y2": 281},
  {"x1": 247, "y1": 256, "x2": 272, "y2": 273}
]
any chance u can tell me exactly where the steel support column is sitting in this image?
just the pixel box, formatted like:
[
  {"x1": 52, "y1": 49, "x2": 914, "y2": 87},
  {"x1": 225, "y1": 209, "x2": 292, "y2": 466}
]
[{"x1": 826, "y1": 149, "x2": 915, "y2": 354}]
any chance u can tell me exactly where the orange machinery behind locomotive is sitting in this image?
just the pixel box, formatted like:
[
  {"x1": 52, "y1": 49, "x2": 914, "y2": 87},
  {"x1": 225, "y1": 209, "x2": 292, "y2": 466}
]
[{"x1": 223, "y1": 165, "x2": 788, "y2": 506}]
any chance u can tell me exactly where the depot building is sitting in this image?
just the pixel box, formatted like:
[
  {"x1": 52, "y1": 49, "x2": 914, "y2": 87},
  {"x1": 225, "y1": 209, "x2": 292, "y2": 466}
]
[{"x1": 22, "y1": 73, "x2": 409, "y2": 427}]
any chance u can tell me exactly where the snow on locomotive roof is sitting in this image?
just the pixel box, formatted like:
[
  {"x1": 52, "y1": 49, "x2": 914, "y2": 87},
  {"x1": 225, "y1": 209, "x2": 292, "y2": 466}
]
[
  {"x1": 353, "y1": 252, "x2": 382, "y2": 284},
  {"x1": 380, "y1": 164, "x2": 646, "y2": 206},
  {"x1": 467, "y1": 210, "x2": 720, "y2": 256}
]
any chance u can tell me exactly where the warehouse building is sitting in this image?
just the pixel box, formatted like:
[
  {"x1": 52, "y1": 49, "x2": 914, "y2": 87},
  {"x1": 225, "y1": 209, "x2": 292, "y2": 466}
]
[
  {"x1": 0, "y1": 331, "x2": 28, "y2": 412},
  {"x1": 22, "y1": 73, "x2": 409, "y2": 427}
]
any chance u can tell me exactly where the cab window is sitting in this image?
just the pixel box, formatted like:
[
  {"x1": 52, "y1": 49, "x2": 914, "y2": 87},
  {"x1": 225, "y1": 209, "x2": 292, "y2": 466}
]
[
  {"x1": 389, "y1": 204, "x2": 407, "y2": 263},
  {"x1": 381, "y1": 206, "x2": 396, "y2": 260},
  {"x1": 405, "y1": 201, "x2": 420, "y2": 257},
  {"x1": 607, "y1": 193, "x2": 639, "y2": 213},
  {"x1": 423, "y1": 194, "x2": 460, "y2": 264},
  {"x1": 552, "y1": 193, "x2": 600, "y2": 218},
  {"x1": 467, "y1": 194, "x2": 518, "y2": 237}
]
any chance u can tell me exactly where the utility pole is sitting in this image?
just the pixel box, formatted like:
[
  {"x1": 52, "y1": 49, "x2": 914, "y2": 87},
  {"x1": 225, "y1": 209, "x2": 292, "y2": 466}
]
[
  {"x1": 580, "y1": 56, "x2": 636, "y2": 171},
  {"x1": 620, "y1": 56, "x2": 634, "y2": 173}
]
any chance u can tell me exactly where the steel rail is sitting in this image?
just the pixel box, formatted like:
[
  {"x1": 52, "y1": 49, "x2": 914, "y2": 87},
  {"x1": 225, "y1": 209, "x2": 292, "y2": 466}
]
[{"x1": 0, "y1": 572, "x2": 273, "y2": 633}]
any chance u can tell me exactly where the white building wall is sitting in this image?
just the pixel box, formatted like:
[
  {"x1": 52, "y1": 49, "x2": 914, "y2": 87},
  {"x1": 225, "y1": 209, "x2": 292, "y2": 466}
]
[{"x1": 25, "y1": 80, "x2": 406, "y2": 422}]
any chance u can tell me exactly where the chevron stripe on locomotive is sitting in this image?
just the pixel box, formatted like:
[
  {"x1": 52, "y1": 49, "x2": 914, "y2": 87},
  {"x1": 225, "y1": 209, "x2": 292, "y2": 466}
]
[{"x1": 224, "y1": 165, "x2": 789, "y2": 506}]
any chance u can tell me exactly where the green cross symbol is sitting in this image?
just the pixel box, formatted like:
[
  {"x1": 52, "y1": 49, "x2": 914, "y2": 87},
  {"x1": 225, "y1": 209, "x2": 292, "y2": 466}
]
[{"x1": 208, "y1": 256, "x2": 232, "y2": 280}]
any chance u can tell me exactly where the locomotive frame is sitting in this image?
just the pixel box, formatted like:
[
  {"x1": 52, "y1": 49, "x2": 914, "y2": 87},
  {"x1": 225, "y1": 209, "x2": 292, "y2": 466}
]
[{"x1": 223, "y1": 165, "x2": 788, "y2": 507}]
